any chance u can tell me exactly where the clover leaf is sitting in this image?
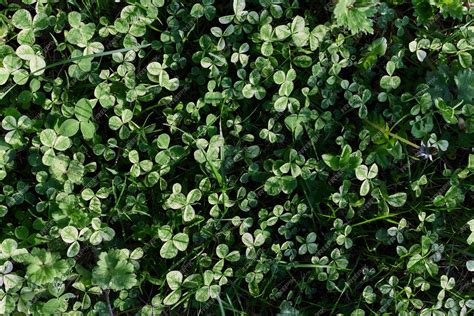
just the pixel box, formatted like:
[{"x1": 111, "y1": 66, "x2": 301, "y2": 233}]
[
  {"x1": 355, "y1": 163, "x2": 378, "y2": 196},
  {"x1": 195, "y1": 270, "x2": 220, "y2": 302},
  {"x1": 163, "y1": 271, "x2": 183, "y2": 305},
  {"x1": 158, "y1": 225, "x2": 189, "y2": 259}
]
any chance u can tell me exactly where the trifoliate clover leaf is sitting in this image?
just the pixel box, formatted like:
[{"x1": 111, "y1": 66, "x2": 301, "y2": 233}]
[
  {"x1": 195, "y1": 270, "x2": 220, "y2": 302},
  {"x1": 0, "y1": 239, "x2": 28, "y2": 261},
  {"x1": 160, "y1": 233, "x2": 189, "y2": 259},
  {"x1": 163, "y1": 270, "x2": 183, "y2": 305}
]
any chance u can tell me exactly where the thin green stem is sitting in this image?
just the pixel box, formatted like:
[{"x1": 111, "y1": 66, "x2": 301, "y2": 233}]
[{"x1": 364, "y1": 119, "x2": 420, "y2": 149}]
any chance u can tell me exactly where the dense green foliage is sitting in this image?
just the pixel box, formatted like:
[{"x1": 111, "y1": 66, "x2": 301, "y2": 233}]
[{"x1": 0, "y1": 0, "x2": 473, "y2": 315}]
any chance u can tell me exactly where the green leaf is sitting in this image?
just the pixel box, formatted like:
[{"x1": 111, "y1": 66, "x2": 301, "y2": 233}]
[
  {"x1": 59, "y1": 119, "x2": 80, "y2": 137},
  {"x1": 40, "y1": 129, "x2": 57, "y2": 147},
  {"x1": 226, "y1": 251, "x2": 240, "y2": 262},
  {"x1": 121, "y1": 109, "x2": 133, "y2": 123},
  {"x1": 210, "y1": 284, "x2": 220, "y2": 298},
  {"x1": 129, "y1": 150, "x2": 139, "y2": 164},
  {"x1": 81, "y1": 188, "x2": 94, "y2": 200},
  {"x1": 25, "y1": 249, "x2": 70, "y2": 285},
  {"x1": 92, "y1": 250, "x2": 137, "y2": 290},
  {"x1": 147, "y1": 62, "x2": 164, "y2": 76},
  {"x1": 195, "y1": 286, "x2": 210, "y2": 302},
  {"x1": 442, "y1": 43, "x2": 457, "y2": 54},
  {"x1": 158, "y1": 225, "x2": 173, "y2": 241},
  {"x1": 360, "y1": 179, "x2": 370, "y2": 196},
  {"x1": 109, "y1": 116, "x2": 123, "y2": 130},
  {"x1": 191, "y1": 4, "x2": 204, "y2": 18},
  {"x1": 416, "y1": 50, "x2": 427, "y2": 62},
  {"x1": 163, "y1": 289, "x2": 182, "y2": 306},
  {"x1": 386, "y1": 192, "x2": 407, "y2": 207},
  {"x1": 291, "y1": 16, "x2": 308, "y2": 47},
  {"x1": 12, "y1": 9, "x2": 32, "y2": 29},
  {"x1": 261, "y1": 41, "x2": 273, "y2": 57},
  {"x1": 274, "y1": 96, "x2": 288, "y2": 112},
  {"x1": 467, "y1": 231, "x2": 474, "y2": 245},
  {"x1": 273, "y1": 70, "x2": 286, "y2": 84},
  {"x1": 183, "y1": 205, "x2": 195, "y2": 222},
  {"x1": 275, "y1": 25, "x2": 291, "y2": 40},
  {"x1": 5, "y1": 130, "x2": 21, "y2": 145},
  {"x1": 42, "y1": 148, "x2": 56, "y2": 166},
  {"x1": 386, "y1": 61, "x2": 396, "y2": 76},
  {"x1": 90, "y1": 231, "x2": 102, "y2": 245},
  {"x1": 421, "y1": 235, "x2": 431, "y2": 256},
  {"x1": 242, "y1": 233, "x2": 254, "y2": 247},
  {"x1": 166, "y1": 271, "x2": 183, "y2": 290},
  {"x1": 160, "y1": 240, "x2": 178, "y2": 259},
  {"x1": 407, "y1": 254, "x2": 424, "y2": 273},
  {"x1": 3, "y1": 273, "x2": 23, "y2": 292},
  {"x1": 30, "y1": 55, "x2": 46, "y2": 75},
  {"x1": 233, "y1": 0, "x2": 246, "y2": 16},
  {"x1": 80, "y1": 120, "x2": 96, "y2": 139},
  {"x1": 260, "y1": 24, "x2": 273, "y2": 41},
  {"x1": 280, "y1": 176, "x2": 297, "y2": 194},
  {"x1": 60, "y1": 226, "x2": 79, "y2": 243},
  {"x1": 380, "y1": 75, "x2": 401, "y2": 90},
  {"x1": 361, "y1": 37, "x2": 387, "y2": 70},
  {"x1": 468, "y1": 154, "x2": 474, "y2": 172},
  {"x1": 362, "y1": 286, "x2": 376, "y2": 304},
  {"x1": 130, "y1": 248, "x2": 144, "y2": 260},
  {"x1": 355, "y1": 165, "x2": 368, "y2": 180},
  {"x1": 2, "y1": 116, "x2": 17, "y2": 130},
  {"x1": 168, "y1": 193, "x2": 186, "y2": 209},
  {"x1": 309, "y1": 25, "x2": 327, "y2": 51},
  {"x1": 54, "y1": 136, "x2": 72, "y2": 151},
  {"x1": 334, "y1": 0, "x2": 377, "y2": 35},
  {"x1": 16, "y1": 45, "x2": 35, "y2": 60},
  {"x1": 458, "y1": 52, "x2": 472, "y2": 68},
  {"x1": 351, "y1": 309, "x2": 365, "y2": 316},
  {"x1": 293, "y1": 55, "x2": 312, "y2": 68},
  {"x1": 42, "y1": 299, "x2": 61, "y2": 314},
  {"x1": 157, "y1": 134, "x2": 170, "y2": 149},
  {"x1": 322, "y1": 154, "x2": 339, "y2": 171},
  {"x1": 67, "y1": 241, "x2": 80, "y2": 257},
  {"x1": 264, "y1": 176, "x2": 281, "y2": 196},
  {"x1": 284, "y1": 114, "x2": 304, "y2": 140},
  {"x1": 0, "y1": 239, "x2": 27, "y2": 259},
  {"x1": 68, "y1": 11, "x2": 82, "y2": 28},
  {"x1": 367, "y1": 164, "x2": 378, "y2": 179},
  {"x1": 216, "y1": 244, "x2": 229, "y2": 258},
  {"x1": 187, "y1": 189, "x2": 202, "y2": 204},
  {"x1": 434, "y1": 98, "x2": 458, "y2": 124},
  {"x1": 467, "y1": 260, "x2": 474, "y2": 272},
  {"x1": 172, "y1": 233, "x2": 189, "y2": 251},
  {"x1": 75, "y1": 99, "x2": 93, "y2": 122},
  {"x1": 291, "y1": 16, "x2": 305, "y2": 33},
  {"x1": 0, "y1": 68, "x2": 9, "y2": 85}
]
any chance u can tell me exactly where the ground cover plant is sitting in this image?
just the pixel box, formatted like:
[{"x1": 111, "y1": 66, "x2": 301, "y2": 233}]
[{"x1": 0, "y1": 0, "x2": 473, "y2": 315}]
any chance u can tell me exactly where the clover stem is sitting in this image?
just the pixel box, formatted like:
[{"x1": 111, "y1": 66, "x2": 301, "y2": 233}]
[
  {"x1": 104, "y1": 289, "x2": 114, "y2": 316},
  {"x1": 364, "y1": 119, "x2": 420, "y2": 149}
]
